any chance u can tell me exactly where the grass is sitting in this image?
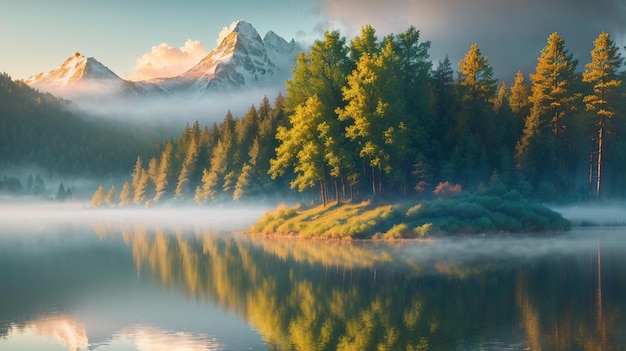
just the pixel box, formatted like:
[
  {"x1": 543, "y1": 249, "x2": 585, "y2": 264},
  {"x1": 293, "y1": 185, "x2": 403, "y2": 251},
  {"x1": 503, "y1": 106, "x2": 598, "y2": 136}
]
[{"x1": 248, "y1": 191, "x2": 571, "y2": 239}]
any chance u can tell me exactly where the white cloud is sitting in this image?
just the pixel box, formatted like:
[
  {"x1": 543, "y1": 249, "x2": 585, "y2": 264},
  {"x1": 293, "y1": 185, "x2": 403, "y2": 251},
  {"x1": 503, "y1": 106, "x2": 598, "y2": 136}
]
[
  {"x1": 127, "y1": 39, "x2": 206, "y2": 81},
  {"x1": 217, "y1": 20, "x2": 240, "y2": 45}
]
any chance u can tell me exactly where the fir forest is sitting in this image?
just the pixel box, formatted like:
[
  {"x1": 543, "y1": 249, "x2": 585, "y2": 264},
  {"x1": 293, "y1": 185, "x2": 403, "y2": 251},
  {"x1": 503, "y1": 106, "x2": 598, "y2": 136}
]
[
  {"x1": 3, "y1": 26, "x2": 626, "y2": 236},
  {"x1": 69, "y1": 27, "x2": 623, "y2": 237},
  {"x1": 4, "y1": 15, "x2": 626, "y2": 350}
]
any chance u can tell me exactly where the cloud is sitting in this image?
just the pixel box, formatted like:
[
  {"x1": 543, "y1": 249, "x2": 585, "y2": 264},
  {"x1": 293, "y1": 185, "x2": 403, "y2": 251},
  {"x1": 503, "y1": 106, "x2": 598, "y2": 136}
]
[
  {"x1": 127, "y1": 39, "x2": 206, "y2": 81},
  {"x1": 217, "y1": 20, "x2": 241, "y2": 45},
  {"x1": 313, "y1": 0, "x2": 626, "y2": 80}
]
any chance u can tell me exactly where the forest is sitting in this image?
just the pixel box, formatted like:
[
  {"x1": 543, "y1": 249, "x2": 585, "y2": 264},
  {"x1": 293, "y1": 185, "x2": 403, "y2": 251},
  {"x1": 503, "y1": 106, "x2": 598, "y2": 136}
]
[
  {"x1": 2, "y1": 25, "x2": 625, "y2": 206},
  {"x1": 90, "y1": 26, "x2": 626, "y2": 207}
]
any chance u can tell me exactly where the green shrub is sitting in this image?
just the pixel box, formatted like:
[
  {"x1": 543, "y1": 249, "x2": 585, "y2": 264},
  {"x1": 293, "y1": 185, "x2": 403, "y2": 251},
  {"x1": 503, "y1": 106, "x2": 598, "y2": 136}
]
[{"x1": 384, "y1": 223, "x2": 410, "y2": 239}]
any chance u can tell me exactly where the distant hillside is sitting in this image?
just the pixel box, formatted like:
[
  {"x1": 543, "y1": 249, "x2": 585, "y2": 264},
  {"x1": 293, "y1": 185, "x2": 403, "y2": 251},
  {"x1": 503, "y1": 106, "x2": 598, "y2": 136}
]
[{"x1": 0, "y1": 73, "x2": 151, "y2": 177}]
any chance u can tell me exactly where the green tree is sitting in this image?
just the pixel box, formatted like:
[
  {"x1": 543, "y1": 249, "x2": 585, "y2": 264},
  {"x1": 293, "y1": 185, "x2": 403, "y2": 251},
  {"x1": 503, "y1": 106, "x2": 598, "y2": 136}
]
[
  {"x1": 195, "y1": 111, "x2": 238, "y2": 203},
  {"x1": 270, "y1": 95, "x2": 330, "y2": 205},
  {"x1": 431, "y1": 56, "x2": 458, "y2": 165},
  {"x1": 349, "y1": 25, "x2": 379, "y2": 61},
  {"x1": 508, "y1": 71, "x2": 531, "y2": 148},
  {"x1": 509, "y1": 71, "x2": 531, "y2": 116},
  {"x1": 55, "y1": 183, "x2": 66, "y2": 202},
  {"x1": 284, "y1": 30, "x2": 355, "y2": 202},
  {"x1": 338, "y1": 39, "x2": 408, "y2": 195},
  {"x1": 516, "y1": 32, "x2": 578, "y2": 190},
  {"x1": 582, "y1": 31, "x2": 623, "y2": 198}
]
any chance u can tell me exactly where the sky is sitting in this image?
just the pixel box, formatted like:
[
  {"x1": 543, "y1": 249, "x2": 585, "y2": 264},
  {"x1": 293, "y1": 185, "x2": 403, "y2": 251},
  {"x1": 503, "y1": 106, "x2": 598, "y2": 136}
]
[{"x1": 2, "y1": 0, "x2": 626, "y2": 83}]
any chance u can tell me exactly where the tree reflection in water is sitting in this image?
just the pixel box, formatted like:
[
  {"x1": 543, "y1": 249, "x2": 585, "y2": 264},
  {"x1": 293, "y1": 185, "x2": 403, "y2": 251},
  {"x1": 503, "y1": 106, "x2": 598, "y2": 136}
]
[{"x1": 91, "y1": 220, "x2": 626, "y2": 350}]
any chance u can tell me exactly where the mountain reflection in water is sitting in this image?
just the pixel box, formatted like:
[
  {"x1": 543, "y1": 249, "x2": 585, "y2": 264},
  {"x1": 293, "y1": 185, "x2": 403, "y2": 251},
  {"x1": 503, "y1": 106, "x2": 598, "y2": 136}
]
[{"x1": 1, "y1": 209, "x2": 625, "y2": 350}]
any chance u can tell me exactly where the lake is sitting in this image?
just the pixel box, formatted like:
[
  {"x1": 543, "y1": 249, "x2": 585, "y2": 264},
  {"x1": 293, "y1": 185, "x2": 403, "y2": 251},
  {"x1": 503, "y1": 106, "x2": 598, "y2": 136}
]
[{"x1": 1, "y1": 204, "x2": 625, "y2": 350}]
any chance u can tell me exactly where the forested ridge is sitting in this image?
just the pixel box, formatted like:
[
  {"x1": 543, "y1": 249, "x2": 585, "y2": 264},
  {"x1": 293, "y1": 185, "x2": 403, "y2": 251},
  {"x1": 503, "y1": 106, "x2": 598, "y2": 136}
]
[
  {"x1": 92, "y1": 26, "x2": 626, "y2": 207},
  {"x1": 0, "y1": 72, "x2": 151, "y2": 177}
]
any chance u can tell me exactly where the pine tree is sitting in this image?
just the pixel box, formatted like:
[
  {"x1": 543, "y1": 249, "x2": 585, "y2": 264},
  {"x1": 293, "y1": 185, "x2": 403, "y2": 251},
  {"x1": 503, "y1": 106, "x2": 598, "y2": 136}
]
[
  {"x1": 175, "y1": 137, "x2": 199, "y2": 197},
  {"x1": 55, "y1": 183, "x2": 66, "y2": 202},
  {"x1": 105, "y1": 185, "x2": 116, "y2": 206},
  {"x1": 233, "y1": 163, "x2": 254, "y2": 201},
  {"x1": 582, "y1": 32, "x2": 623, "y2": 198},
  {"x1": 509, "y1": 71, "x2": 531, "y2": 115},
  {"x1": 131, "y1": 156, "x2": 148, "y2": 205},
  {"x1": 516, "y1": 32, "x2": 578, "y2": 188},
  {"x1": 432, "y1": 56, "x2": 458, "y2": 162},
  {"x1": 91, "y1": 185, "x2": 105, "y2": 208},
  {"x1": 153, "y1": 141, "x2": 172, "y2": 202},
  {"x1": 119, "y1": 181, "x2": 131, "y2": 206}
]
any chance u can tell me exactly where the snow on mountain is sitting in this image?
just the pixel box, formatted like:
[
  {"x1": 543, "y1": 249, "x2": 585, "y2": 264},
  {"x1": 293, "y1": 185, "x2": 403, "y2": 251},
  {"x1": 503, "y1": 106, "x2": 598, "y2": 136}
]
[
  {"x1": 24, "y1": 21, "x2": 300, "y2": 100},
  {"x1": 25, "y1": 52, "x2": 154, "y2": 98},
  {"x1": 177, "y1": 20, "x2": 298, "y2": 95},
  {"x1": 25, "y1": 52, "x2": 119, "y2": 87}
]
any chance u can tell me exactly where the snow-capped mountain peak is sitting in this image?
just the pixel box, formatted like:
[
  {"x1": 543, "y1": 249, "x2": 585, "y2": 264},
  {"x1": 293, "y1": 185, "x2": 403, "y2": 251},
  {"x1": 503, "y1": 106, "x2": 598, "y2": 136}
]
[
  {"x1": 177, "y1": 20, "x2": 299, "y2": 94},
  {"x1": 26, "y1": 52, "x2": 121, "y2": 88},
  {"x1": 24, "y1": 20, "x2": 301, "y2": 100}
]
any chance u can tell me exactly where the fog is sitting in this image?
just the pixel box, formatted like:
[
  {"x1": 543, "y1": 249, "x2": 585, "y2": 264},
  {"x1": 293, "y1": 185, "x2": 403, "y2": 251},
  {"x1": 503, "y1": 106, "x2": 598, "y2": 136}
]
[
  {"x1": 0, "y1": 201, "x2": 269, "y2": 234},
  {"x1": 553, "y1": 203, "x2": 626, "y2": 226},
  {"x1": 64, "y1": 86, "x2": 286, "y2": 132}
]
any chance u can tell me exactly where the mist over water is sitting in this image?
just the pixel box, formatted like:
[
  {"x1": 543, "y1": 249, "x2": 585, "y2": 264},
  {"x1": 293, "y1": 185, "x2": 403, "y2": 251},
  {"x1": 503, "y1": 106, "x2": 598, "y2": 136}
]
[
  {"x1": 553, "y1": 203, "x2": 626, "y2": 226},
  {"x1": 2, "y1": 201, "x2": 626, "y2": 350},
  {"x1": 0, "y1": 202, "x2": 268, "y2": 234}
]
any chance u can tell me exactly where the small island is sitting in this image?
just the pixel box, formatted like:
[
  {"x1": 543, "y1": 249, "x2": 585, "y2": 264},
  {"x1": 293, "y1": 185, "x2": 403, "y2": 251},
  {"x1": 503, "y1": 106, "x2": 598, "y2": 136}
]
[{"x1": 249, "y1": 190, "x2": 570, "y2": 239}]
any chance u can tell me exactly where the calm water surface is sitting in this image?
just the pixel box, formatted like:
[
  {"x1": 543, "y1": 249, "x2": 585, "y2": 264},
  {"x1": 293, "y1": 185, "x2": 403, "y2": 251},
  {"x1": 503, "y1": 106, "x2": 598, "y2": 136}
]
[{"x1": 1, "y1": 205, "x2": 625, "y2": 350}]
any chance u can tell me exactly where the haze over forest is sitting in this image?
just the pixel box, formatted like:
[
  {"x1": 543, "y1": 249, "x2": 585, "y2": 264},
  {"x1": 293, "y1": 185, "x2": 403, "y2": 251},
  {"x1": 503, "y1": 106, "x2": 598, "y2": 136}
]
[{"x1": 2, "y1": 19, "x2": 626, "y2": 207}]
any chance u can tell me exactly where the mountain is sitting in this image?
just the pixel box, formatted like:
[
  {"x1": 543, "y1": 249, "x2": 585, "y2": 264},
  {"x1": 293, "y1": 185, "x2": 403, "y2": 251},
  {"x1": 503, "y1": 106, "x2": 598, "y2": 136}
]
[
  {"x1": 25, "y1": 21, "x2": 299, "y2": 99},
  {"x1": 25, "y1": 52, "x2": 151, "y2": 98}
]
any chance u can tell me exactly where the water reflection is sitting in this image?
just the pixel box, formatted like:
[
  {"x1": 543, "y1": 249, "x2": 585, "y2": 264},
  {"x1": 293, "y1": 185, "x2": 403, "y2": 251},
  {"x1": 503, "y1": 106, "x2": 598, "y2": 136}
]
[
  {"x1": 8, "y1": 315, "x2": 88, "y2": 350},
  {"x1": 1, "y1": 211, "x2": 626, "y2": 350}
]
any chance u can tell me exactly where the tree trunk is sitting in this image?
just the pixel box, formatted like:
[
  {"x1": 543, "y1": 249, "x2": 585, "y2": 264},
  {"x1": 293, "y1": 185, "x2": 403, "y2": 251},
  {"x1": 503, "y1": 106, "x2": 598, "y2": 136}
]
[
  {"x1": 597, "y1": 125, "x2": 603, "y2": 199},
  {"x1": 371, "y1": 167, "x2": 376, "y2": 196}
]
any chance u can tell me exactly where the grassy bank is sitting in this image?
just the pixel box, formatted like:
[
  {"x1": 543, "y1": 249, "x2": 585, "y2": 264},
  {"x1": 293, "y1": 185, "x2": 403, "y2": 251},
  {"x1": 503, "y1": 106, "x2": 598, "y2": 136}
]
[{"x1": 248, "y1": 191, "x2": 571, "y2": 239}]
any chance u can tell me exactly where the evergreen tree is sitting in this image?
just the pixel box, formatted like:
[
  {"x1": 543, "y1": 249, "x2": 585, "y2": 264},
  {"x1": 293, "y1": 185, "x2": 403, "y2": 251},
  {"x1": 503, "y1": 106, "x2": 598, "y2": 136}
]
[
  {"x1": 456, "y1": 43, "x2": 498, "y2": 151},
  {"x1": 509, "y1": 71, "x2": 531, "y2": 115},
  {"x1": 55, "y1": 183, "x2": 66, "y2": 202},
  {"x1": 432, "y1": 56, "x2": 458, "y2": 164},
  {"x1": 131, "y1": 156, "x2": 148, "y2": 205},
  {"x1": 349, "y1": 25, "x2": 379, "y2": 61},
  {"x1": 270, "y1": 95, "x2": 330, "y2": 205},
  {"x1": 175, "y1": 137, "x2": 199, "y2": 198},
  {"x1": 516, "y1": 32, "x2": 578, "y2": 191},
  {"x1": 338, "y1": 39, "x2": 408, "y2": 195},
  {"x1": 582, "y1": 31, "x2": 623, "y2": 198},
  {"x1": 233, "y1": 163, "x2": 254, "y2": 201},
  {"x1": 119, "y1": 181, "x2": 131, "y2": 206},
  {"x1": 508, "y1": 71, "x2": 531, "y2": 148},
  {"x1": 91, "y1": 185, "x2": 105, "y2": 208},
  {"x1": 154, "y1": 141, "x2": 172, "y2": 202},
  {"x1": 105, "y1": 185, "x2": 116, "y2": 206}
]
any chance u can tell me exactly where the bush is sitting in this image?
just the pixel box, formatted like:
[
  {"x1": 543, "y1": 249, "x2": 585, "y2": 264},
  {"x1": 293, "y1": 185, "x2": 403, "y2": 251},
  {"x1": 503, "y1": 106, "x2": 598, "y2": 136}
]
[
  {"x1": 433, "y1": 181, "x2": 463, "y2": 198},
  {"x1": 383, "y1": 223, "x2": 410, "y2": 239}
]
